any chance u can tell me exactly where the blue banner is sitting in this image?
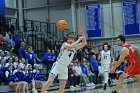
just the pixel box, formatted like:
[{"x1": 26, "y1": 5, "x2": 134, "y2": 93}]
[
  {"x1": 85, "y1": 4, "x2": 102, "y2": 38},
  {"x1": 122, "y1": 0, "x2": 140, "y2": 35},
  {"x1": 0, "y1": 0, "x2": 6, "y2": 16}
]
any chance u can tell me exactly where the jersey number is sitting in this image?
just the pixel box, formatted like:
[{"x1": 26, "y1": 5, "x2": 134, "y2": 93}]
[
  {"x1": 104, "y1": 55, "x2": 107, "y2": 59},
  {"x1": 68, "y1": 53, "x2": 72, "y2": 58}
]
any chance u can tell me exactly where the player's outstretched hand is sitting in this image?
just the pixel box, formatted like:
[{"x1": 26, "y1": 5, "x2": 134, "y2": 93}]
[
  {"x1": 79, "y1": 36, "x2": 85, "y2": 40},
  {"x1": 79, "y1": 26, "x2": 85, "y2": 36}
]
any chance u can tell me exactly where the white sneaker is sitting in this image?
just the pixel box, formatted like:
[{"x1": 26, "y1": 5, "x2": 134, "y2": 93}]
[
  {"x1": 32, "y1": 89, "x2": 38, "y2": 93},
  {"x1": 70, "y1": 86, "x2": 75, "y2": 89},
  {"x1": 91, "y1": 83, "x2": 95, "y2": 86},
  {"x1": 45, "y1": 91, "x2": 48, "y2": 93},
  {"x1": 75, "y1": 85, "x2": 80, "y2": 88},
  {"x1": 86, "y1": 84, "x2": 91, "y2": 87}
]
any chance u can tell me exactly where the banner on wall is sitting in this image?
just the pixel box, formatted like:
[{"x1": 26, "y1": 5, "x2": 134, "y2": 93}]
[
  {"x1": 85, "y1": 4, "x2": 102, "y2": 38},
  {"x1": 122, "y1": 0, "x2": 140, "y2": 35},
  {"x1": 0, "y1": 0, "x2": 6, "y2": 16}
]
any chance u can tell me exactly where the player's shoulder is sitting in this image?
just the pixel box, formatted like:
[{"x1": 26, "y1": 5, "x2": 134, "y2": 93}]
[{"x1": 121, "y1": 47, "x2": 129, "y2": 53}]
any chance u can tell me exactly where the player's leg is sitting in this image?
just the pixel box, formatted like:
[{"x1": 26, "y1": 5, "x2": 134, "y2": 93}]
[
  {"x1": 112, "y1": 72, "x2": 128, "y2": 93},
  {"x1": 134, "y1": 74, "x2": 140, "y2": 83},
  {"x1": 41, "y1": 62, "x2": 58, "y2": 93},
  {"x1": 103, "y1": 71, "x2": 109, "y2": 90},
  {"x1": 58, "y1": 80, "x2": 67, "y2": 93},
  {"x1": 41, "y1": 74, "x2": 55, "y2": 93},
  {"x1": 58, "y1": 64, "x2": 68, "y2": 93}
]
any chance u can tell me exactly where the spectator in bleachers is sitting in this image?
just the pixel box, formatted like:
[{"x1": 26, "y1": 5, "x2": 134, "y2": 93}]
[
  {"x1": 4, "y1": 57, "x2": 13, "y2": 68},
  {"x1": 0, "y1": 35, "x2": 6, "y2": 50},
  {"x1": 51, "y1": 50, "x2": 56, "y2": 61},
  {"x1": 0, "y1": 50, "x2": 5, "y2": 60},
  {"x1": 82, "y1": 48, "x2": 89, "y2": 60},
  {"x1": 90, "y1": 53, "x2": 99, "y2": 84},
  {"x1": 3, "y1": 51, "x2": 11, "y2": 63},
  {"x1": 13, "y1": 56, "x2": 19, "y2": 69},
  {"x1": 12, "y1": 31, "x2": 21, "y2": 45},
  {"x1": 72, "y1": 61, "x2": 82, "y2": 87},
  {"x1": 18, "y1": 57, "x2": 27, "y2": 70},
  {"x1": 19, "y1": 41, "x2": 26, "y2": 58},
  {"x1": 76, "y1": 49, "x2": 82, "y2": 61},
  {"x1": 5, "y1": 65, "x2": 21, "y2": 93},
  {"x1": 25, "y1": 46, "x2": 37, "y2": 68},
  {"x1": 3, "y1": 31, "x2": 15, "y2": 50},
  {"x1": 14, "y1": 64, "x2": 29, "y2": 93},
  {"x1": 41, "y1": 49, "x2": 53, "y2": 73},
  {"x1": 0, "y1": 59, "x2": 5, "y2": 85},
  {"x1": 25, "y1": 64, "x2": 45, "y2": 93},
  {"x1": 80, "y1": 59, "x2": 95, "y2": 86},
  {"x1": 54, "y1": 41, "x2": 61, "y2": 51},
  {"x1": 68, "y1": 62, "x2": 75, "y2": 88}
]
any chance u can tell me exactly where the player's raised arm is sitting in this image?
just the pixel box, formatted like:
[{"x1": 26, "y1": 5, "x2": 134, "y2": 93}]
[
  {"x1": 75, "y1": 26, "x2": 87, "y2": 50},
  {"x1": 63, "y1": 35, "x2": 84, "y2": 49}
]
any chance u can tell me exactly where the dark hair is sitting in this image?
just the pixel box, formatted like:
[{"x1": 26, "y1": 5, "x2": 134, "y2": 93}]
[
  {"x1": 117, "y1": 34, "x2": 126, "y2": 43},
  {"x1": 102, "y1": 43, "x2": 111, "y2": 50}
]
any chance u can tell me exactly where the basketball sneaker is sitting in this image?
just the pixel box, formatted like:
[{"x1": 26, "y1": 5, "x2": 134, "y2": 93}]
[
  {"x1": 103, "y1": 83, "x2": 107, "y2": 90},
  {"x1": 112, "y1": 90, "x2": 118, "y2": 93}
]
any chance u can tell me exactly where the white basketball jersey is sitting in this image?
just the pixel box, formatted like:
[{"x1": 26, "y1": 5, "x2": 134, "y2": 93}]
[
  {"x1": 56, "y1": 43, "x2": 76, "y2": 66},
  {"x1": 100, "y1": 50, "x2": 111, "y2": 65}
]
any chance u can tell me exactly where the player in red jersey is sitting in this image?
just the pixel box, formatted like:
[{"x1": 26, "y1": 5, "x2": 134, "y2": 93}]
[{"x1": 111, "y1": 35, "x2": 140, "y2": 93}]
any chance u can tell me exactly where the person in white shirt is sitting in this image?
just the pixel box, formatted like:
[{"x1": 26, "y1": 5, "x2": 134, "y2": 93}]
[{"x1": 41, "y1": 26, "x2": 87, "y2": 93}]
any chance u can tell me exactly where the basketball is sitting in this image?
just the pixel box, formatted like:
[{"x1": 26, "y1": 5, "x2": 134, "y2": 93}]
[{"x1": 57, "y1": 20, "x2": 67, "y2": 30}]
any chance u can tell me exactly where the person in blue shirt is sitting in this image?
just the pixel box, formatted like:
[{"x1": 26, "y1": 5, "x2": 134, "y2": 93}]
[
  {"x1": 18, "y1": 41, "x2": 26, "y2": 58},
  {"x1": 41, "y1": 49, "x2": 53, "y2": 73},
  {"x1": 90, "y1": 53, "x2": 99, "y2": 84},
  {"x1": 25, "y1": 46, "x2": 36, "y2": 68},
  {"x1": 81, "y1": 59, "x2": 95, "y2": 86},
  {"x1": 12, "y1": 31, "x2": 21, "y2": 45},
  {"x1": 51, "y1": 50, "x2": 56, "y2": 61}
]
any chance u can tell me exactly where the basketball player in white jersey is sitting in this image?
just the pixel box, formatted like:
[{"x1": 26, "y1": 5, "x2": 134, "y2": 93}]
[
  {"x1": 98, "y1": 43, "x2": 114, "y2": 90},
  {"x1": 41, "y1": 27, "x2": 87, "y2": 93}
]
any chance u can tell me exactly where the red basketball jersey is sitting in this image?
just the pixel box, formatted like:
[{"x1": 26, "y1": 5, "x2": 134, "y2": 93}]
[{"x1": 123, "y1": 43, "x2": 140, "y2": 76}]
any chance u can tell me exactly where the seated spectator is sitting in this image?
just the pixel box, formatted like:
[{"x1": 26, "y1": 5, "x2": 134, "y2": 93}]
[
  {"x1": 4, "y1": 57, "x2": 13, "y2": 68},
  {"x1": 13, "y1": 56, "x2": 19, "y2": 69},
  {"x1": 3, "y1": 31, "x2": 15, "y2": 50},
  {"x1": 19, "y1": 57, "x2": 27, "y2": 69},
  {"x1": 14, "y1": 64, "x2": 29, "y2": 93},
  {"x1": 26, "y1": 46, "x2": 36, "y2": 68},
  {"x1": 41, "y1": 49, "x2": 54, "y2": 73},
  {"x1": 0, "y1": 50, "x2": 5, "y2": 60},
  {"x1": 3, "y1": 51, "x2": 11, "y2": 63},
  {"x1": 68, "y1": 62, "x2": 75, "y2": 89},
  {"x1": 24, "y1": 64, "x2": 45, "y2": 93},
  {"x1": 0, "y1": 59, "x2": 5, "y2": 85},
  {"x1": 81, "y1": 59, "x2": 95, "y2": 86},
  {"x1": 51, "y1": 50, "x2": 56, "y2": 61},
  {"x1": 0, "y1": 35, "x2": 6, "y2": 49},
  {"x1": 5, "y1": 65, "x2": 21, "y2": 93},
  {"x1": 90, "y1": 53, "x2": 99, "y2": 84},
  {"x1": 72, "y1": 61, "x2": 82, "y2": 87}
]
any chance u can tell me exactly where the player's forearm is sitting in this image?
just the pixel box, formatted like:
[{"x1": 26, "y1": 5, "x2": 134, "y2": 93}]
[
  {"x1": 114, "y1": 61, "x2": 122, "y2": 70},
  {"x1": 81, "y1": 36, "x2": 87, "y2": 45},
  {"x1": 71, "y1": 37, "x2": 82, "y2": 47}
]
